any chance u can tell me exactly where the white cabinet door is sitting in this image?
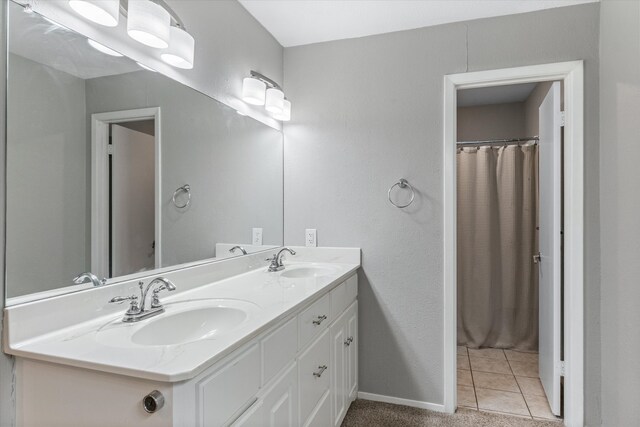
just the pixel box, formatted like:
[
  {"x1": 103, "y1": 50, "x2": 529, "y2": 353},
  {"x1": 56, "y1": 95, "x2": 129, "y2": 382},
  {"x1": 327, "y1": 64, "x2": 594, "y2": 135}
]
[
  {"x1": 262, "y1": 363, "x2": 298, "y2": 427},
  {"x1": 346, "y1": 301, "x2": 358, "y2": 401},
  {"x1": 331, "y1": 313, "x2": 347, "y2": 426},
  {"x1": 303, "y1": 390, "x2": 332, "y2": 427},
  {"x1": 231, "y1": 401, "x2": 263, "y2": 427}
]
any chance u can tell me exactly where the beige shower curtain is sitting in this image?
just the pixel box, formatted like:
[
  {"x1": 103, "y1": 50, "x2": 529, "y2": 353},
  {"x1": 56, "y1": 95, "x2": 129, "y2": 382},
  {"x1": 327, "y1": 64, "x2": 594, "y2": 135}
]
[{"x1": 457, "y1": 145, "x2": 538, "y2": 351}]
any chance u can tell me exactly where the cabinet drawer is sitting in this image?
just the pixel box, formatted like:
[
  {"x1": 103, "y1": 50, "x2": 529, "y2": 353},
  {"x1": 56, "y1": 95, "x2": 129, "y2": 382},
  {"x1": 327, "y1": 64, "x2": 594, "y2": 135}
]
[
  {"x1": 298, "y1": 293, "x2": 331, "y2": 350},
  {"x1": 331, "y1": 274, "x2": 357, "y2": 319},
  {"x1": 298, "y1": 329, "x2": 330, "y2": 424},
  {"x1": 198, "y1": 344, "x2": 260, "y2": 427},
  {"x1": 262, "y1": 316, "x2": 297, "y2": 385}
]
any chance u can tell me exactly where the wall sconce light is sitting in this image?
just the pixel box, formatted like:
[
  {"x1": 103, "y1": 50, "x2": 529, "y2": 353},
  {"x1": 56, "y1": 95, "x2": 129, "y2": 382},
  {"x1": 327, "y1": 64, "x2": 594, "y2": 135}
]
[
  {"x1": 242, "y1": 71, "x2": 291, "y2": 121},
  {"x1": 67, "y1": 0, "x2": 196, "y2": 69}
]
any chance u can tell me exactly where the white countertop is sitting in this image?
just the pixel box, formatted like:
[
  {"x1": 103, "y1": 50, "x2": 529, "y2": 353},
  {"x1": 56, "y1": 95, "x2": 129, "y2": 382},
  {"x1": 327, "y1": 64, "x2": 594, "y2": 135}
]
[{"x1": 5, "y1": 260, "x2": 359, "y2": 382}]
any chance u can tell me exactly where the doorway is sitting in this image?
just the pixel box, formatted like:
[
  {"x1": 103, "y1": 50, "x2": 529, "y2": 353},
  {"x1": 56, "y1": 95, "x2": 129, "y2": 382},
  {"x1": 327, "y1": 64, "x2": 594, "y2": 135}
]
[
  {"x1": 443, "y1": 62, "x2": 584, "y2": 427},
  {"x1": 91, "y1": 108, "x2": 162, "y2": 280},
  {"x1": 455, "y1": 80, "x2": 561, "y2": 421}
]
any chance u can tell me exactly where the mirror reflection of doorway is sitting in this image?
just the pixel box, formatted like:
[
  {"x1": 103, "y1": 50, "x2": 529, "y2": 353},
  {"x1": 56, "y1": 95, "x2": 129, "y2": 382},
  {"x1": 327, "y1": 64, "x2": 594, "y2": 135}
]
[{"x1": 109, "y1": 121, "x2": 156, "y2": 277}]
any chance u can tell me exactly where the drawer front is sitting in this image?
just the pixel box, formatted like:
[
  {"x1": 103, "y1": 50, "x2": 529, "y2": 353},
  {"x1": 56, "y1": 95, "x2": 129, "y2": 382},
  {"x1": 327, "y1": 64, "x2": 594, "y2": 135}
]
[
  {"x1": 230, "y1": 400, "x2": 263, "y2": 427},
  {"x1": 331, "y1": 274, "x2": 358, "y2": 319},
  {"x1": 262, "y1": 316, "x2": 297, "y2": 385},
  {"x1": 298, "y1": 329, "x2": 331, "y2": 424},
  {"x1": 261, "y1": 362, "x2": 298, "y2": 427},
  {"x1": 198, "y1": 344, "x2": 261, "y2": 427},
  {"x1": 303, "y1": 390, "x2": 332, "y2": 427},
  {"x1": 298, "y1": 293, "x2": 331, "y2": 350}
]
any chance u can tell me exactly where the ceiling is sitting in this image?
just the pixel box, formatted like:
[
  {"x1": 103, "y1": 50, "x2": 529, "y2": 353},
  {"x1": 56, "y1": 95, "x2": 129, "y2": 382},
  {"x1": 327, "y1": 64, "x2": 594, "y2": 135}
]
[
  {"x1": 457, "y1": 83, "x2": 538, "y2": 107},
  {"x1": 239, "y1": 0, "x2": 598, "y2": 47}
]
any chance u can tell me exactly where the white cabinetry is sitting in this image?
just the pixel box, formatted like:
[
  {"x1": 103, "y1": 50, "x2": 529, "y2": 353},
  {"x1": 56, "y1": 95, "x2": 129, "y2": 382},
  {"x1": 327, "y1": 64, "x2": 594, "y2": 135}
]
[{"x1": 15, "y1": 273, "x2": 358, "y2": 427}]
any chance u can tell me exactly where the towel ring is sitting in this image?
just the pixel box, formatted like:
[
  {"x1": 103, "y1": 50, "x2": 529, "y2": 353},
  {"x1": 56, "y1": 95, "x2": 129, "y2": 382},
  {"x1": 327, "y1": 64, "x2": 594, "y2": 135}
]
[
  {"x1": 388, "y1": 178, "x2": 415, "y2": 208},
  {"x1": 172, "y1": 184, "x2": 191, "y2": 209}
]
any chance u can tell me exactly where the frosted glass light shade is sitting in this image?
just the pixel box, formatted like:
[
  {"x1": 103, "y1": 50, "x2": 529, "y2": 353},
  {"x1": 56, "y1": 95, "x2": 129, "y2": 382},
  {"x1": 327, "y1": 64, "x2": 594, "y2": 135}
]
[
  {"x1": 88, "y1": 39, "x2": 123, "y2": 57},
  {"x1": 274, "y1": 99, "x2": 291, "y2": 121},
  {"x1": 69, "y1": 0, "x2": 119, "y2": 27},
  {"x1": 127, "y1": 0, "x2": 170, "y2": 49},
  {"x1": 265, "y1": 88, "x2": 284, "y2": 114},
  {"x1": 242, "y1": 77, "x2": 266, "y2": 105},
  {"x1": 161, "y1": 26, "x2": 195, "y2": 69}
]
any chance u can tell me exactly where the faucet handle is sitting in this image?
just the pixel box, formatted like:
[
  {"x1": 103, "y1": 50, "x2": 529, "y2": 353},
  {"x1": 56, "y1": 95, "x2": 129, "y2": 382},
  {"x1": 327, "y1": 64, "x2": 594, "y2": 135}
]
[{"x1": 109, "y1": 295, "x2": 140, "y2": 315}]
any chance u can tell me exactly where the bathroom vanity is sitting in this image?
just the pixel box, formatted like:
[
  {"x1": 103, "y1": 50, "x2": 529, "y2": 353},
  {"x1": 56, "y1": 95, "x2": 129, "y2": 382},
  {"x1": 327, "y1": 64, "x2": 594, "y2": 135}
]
[{"x1": 4, "y1": 247, "x2": 360, "y2": 427}]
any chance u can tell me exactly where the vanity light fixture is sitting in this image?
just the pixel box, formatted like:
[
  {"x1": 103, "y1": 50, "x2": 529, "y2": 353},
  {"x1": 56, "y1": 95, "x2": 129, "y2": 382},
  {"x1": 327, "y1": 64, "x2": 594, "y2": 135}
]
[
  {"x1": 242, "y1": 70, "x2": 292, "y2": 121},
  {"x1": 68, "y1": 0, "x2": 119, "y2": 27},
  {"x1": 88, "y1": 39, "x2": 123, "y2": 57},
  {"x1": 65, "y1": 0, "x2": 196, "y2": 69}
]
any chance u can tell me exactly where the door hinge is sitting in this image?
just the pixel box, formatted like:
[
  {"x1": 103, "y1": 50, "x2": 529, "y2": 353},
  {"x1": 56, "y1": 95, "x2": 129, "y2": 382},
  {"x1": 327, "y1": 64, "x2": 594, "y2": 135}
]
[
  {"x1": 107, "y1": 144, "x2": 113, "y2": 155},
  {"x1": 560, "y1": 111, "x2": 566, "y2": 127},
  {"x1": 558, "y1": 360, "x2": 566, "y2": 376}
]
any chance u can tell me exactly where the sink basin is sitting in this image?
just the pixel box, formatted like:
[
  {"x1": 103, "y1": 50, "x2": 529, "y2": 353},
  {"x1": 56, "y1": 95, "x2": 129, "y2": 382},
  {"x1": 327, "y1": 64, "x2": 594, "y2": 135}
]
[
  {"x1": 96, "y1": 298, "x2": 259, "y2": 348},
  {"x1": 280, "y1": 265, "x2": 338, "y2": 279},
  {"x1": 132, "y1": 307, "x2": 247, "y2": 346}
]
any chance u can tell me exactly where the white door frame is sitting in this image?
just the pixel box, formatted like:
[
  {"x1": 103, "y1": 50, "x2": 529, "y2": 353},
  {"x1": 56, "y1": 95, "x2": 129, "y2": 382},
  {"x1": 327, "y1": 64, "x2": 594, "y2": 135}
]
[
  {"x1": 443, "y1": 61, "x2": 584, "y2": 426},
  {"x1": 91, "y1": 107, "x2": 162, "y2": 279}
]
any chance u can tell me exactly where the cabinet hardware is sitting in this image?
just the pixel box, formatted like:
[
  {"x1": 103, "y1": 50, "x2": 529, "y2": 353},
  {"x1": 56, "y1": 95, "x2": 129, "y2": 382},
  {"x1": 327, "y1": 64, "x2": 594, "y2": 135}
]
[
  {"x1": 142, "y1": 390, "x2": 165, "y2": 413},
  {"x1": 312, "y1": 315, "x2": 327, "y2": 325},
  {"x1": 313, "y1": 365, "x2": 328, "y2": 378},
  {"x1": 344, "y1": 336, "x2": 354, "y2": 346}
]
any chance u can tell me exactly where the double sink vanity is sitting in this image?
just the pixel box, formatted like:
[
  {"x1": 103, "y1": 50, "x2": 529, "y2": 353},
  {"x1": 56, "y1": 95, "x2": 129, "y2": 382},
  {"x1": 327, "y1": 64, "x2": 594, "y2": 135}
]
[{"x1": 4, "y1": 247, "x2": 361, "y2": 427}]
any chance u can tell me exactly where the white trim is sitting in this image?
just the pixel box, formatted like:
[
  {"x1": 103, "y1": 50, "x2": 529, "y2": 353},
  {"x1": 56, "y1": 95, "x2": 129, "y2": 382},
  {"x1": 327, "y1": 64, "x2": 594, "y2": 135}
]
[
  {"x1": 443, "y1": 61, "x2": 584, "y2": 427},
  {"x1": 357, "y1": 392, "x2": 446, "y2": 413},
  {"x1": 91, "y1": 108, "x2": 162, "y2": 279}
]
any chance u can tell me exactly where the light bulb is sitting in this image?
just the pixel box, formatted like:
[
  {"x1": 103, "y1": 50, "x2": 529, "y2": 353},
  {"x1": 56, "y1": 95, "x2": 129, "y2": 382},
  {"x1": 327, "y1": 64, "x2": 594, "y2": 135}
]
[
  {"x1": 242, "y1": 77, "x2": 266, "y2": 106},
  {"x1": 265, "y1": 88, "x2": 284, "y2": 114},
  {"x1": 69, "y1": 0, "x2": 119, "y2": 27},
  {"x1": 161, "y1": 26, "x2": 195, "y2": 69},
  {"x1": 127, "y1": 0, "x2": 170, "y2": 49}
]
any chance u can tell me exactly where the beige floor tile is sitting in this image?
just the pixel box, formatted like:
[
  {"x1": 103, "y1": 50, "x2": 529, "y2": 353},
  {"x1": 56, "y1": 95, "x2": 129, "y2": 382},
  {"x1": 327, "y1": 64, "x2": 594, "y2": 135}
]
[
  {"x1": 468, "y1": 348, "x2": 506, "y2": 360},
  {"x1": 476, "y1": 388, "x2": 530, "y2": 416},
  {"x1": 458, "y1": 369, "x2": 473, "y2": 387},
  {"x1": 509, "y1": 360, "x2": 538, "y2": 377},
  {"x1": 472, "y1": 371, "x2": 519, "y2": 393},
  {"x1": 457, "y1": 346, "x2": 468, "y2": 355},
  {"x1": 457, "y1": 385, "x2": 477, "y2": 408},
  {"x1": 524, "y1": 394, "x2": 558, "y2": 420},
  {"x1": 516, "y1": 376, "x2": 546, "y2": 397},
  {"x1": 457, "y1": 354, "x2": 470, "y2": 370},
  {"x1": 505, "y1": 350, "x2": 538, "y2": 363},
  {"x1": 470, "y1": 356, "x2": 512, "y2": 375}
]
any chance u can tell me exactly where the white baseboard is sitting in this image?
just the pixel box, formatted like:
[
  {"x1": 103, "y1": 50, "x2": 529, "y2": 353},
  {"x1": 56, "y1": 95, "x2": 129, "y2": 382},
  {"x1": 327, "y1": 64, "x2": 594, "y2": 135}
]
[{"x1": 357, "y1": 392, "x2": 446, "y2": 413}]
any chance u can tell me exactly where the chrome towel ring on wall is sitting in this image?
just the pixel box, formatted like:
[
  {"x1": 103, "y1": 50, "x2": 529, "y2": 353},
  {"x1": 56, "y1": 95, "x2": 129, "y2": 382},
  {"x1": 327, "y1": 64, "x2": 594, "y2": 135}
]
[
  {"x1": 388, "y1": 178, "x2": 415, "y2": 208},
  {"x1": 172, "y1": 184, "x2": 191, "y2": 209}
]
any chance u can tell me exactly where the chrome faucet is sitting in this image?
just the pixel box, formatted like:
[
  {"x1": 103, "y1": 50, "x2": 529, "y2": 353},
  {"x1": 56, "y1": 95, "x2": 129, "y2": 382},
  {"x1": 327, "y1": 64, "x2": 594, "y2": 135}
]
[
  {"x1": 109, "y1": 277, "x2": 177, "y2": 323},
  {"x1": 229, "y1": 245, "x2": 248, "y2": 255},
  {"x1": 266, "y1": 248, "x2": 296, "y2": 272},
  {"x1": 73, "y1": 272, "x2": 105, "y2": 287}
]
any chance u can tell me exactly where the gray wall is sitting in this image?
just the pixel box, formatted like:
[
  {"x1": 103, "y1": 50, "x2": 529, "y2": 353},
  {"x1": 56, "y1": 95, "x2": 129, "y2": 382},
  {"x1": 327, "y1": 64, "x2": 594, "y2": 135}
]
[
  {"x1": 283, "y1": 4, "x2": 601, "y2": 423},
  {"x1": 524, "y1": 82, "x2": 554, "y2": 137},
  {"x1": 85, "y1": 71, "x2": 283, "y2": 267},
  {"x1": 599, "y1": 1, "x2": 640, "y2": 425},
  {"x1": 457, "y1": 102, "x2": 526, "y2": 141},
  {"x1": 6, "y1": 54, "x2": 87, "y2": 297}
]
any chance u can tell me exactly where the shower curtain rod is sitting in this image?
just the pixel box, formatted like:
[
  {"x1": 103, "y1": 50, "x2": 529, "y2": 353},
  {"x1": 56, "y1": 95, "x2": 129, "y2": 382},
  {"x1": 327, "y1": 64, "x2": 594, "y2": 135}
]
[{"x1": 457, "y1": 136, "x2": 539, "y2": 146}]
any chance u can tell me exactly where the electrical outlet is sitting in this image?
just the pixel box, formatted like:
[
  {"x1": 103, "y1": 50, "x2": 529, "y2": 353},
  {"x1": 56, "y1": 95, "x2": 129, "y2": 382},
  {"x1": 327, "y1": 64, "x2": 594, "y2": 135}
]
[
  {"x1": 252, "y1": 228, "x2": 263, "y2": 246},
  {"x1": 305, "y1": 229, "x2": 317, "y2": 247}
]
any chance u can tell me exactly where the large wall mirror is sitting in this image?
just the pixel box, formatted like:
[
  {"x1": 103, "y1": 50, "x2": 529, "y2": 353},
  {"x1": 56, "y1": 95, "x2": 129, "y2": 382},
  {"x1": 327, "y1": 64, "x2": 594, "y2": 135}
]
[{"x1": 5, "y1": 2, "x2": 283, "y2": 304}]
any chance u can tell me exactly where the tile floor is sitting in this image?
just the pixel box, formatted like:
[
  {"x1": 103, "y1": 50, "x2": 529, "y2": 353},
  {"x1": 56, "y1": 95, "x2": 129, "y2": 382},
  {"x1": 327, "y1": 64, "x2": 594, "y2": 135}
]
[{"x1": 457, "y1": 346, "x2": 561, "y2": 422}]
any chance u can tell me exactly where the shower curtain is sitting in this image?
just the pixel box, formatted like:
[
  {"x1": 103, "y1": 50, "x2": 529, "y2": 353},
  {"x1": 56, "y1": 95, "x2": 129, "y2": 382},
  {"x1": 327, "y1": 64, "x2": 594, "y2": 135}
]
[{"x1": 457, "y1": 144, "x2": 538, "y2": 351}]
